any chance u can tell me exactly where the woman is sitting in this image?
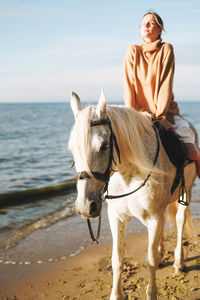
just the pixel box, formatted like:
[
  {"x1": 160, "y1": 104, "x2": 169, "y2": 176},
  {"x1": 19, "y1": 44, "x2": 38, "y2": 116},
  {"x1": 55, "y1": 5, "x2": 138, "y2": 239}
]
[{"x1": 123, "y1": 11, "x2": 200, "y2": 178}]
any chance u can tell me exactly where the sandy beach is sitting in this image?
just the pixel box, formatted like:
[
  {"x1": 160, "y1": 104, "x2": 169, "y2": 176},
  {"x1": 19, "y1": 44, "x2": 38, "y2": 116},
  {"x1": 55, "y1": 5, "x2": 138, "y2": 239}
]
[{"x1": 0, "y1": 217, "x2": 199, "y2": 300}]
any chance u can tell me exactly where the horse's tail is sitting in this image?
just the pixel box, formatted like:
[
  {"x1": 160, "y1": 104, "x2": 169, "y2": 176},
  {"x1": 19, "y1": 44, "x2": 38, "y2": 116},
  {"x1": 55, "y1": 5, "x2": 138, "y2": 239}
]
[{"x1": 167, "y1": 200, "x2": 193, "y2": 237}]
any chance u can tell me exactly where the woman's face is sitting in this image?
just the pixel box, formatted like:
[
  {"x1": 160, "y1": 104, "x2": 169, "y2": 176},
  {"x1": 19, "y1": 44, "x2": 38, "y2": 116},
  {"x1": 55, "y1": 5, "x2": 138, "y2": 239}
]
[{"x1": 141, "y1": 14, "x2": 162, "y2": 42}]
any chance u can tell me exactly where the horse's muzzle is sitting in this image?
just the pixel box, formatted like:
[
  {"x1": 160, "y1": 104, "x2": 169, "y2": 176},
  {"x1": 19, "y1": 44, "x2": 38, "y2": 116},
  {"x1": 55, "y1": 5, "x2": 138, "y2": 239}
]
[{"x1": 75, "y1": 197, "x2": 102, "y2": 219}]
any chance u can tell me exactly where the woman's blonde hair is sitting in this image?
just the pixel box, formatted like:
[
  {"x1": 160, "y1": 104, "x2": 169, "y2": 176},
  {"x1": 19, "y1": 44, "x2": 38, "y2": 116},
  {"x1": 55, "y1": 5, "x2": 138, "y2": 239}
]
[{"x1": 143, "y1": 11, "x2": 164, "y2": 38}]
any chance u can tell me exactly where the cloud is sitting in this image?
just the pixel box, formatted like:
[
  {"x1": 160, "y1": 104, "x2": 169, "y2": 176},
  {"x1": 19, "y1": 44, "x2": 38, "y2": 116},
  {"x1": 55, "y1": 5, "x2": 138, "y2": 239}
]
[
  {"x1": 0, "y1": 66, "x2": 20, "y2": 73},
  {"x1": 30, "y1": 35, "x2": 129, "y2": 59},
  {"x1": 160, "y1": 0, "x2": 200, "y2": 8},
  {"x1": 0, "y1": 65, "x2": 122, "y2": 88},
  {"x1": 0, "y1": 64, "x2": 123, "y2": 102},
  {"x1": 189, "y1": 8, "x2": 200, "y2": 14},
  {"x1": 0, "y1": 1, "x2": 68, "y2": 17}
]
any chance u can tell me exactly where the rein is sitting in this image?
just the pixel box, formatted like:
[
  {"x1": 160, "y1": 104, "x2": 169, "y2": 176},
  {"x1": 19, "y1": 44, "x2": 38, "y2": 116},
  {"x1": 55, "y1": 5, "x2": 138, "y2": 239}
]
[
  {"x1": 87, "y1": 213, "x2": 101, "y2": 244},
  {"x1": 75, "y1": 117, "x2": 160, "y2": 243}
]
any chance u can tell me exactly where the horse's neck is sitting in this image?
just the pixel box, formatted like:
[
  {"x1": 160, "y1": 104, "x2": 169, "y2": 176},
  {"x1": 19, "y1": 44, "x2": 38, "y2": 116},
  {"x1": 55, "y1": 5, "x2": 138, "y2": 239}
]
[
  {"x1": 117, "y1": 160, "x2": 142, "y2": 184},
  {"x1": 118, "y1": 134, "x2": 152, "y2": 173}
]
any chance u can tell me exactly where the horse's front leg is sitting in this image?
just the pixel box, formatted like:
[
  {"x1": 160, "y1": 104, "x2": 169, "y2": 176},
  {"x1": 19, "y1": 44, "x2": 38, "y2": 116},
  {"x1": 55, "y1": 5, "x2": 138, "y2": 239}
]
[
  {"x1": 146, "y1": 214, "x2": 164, "y2": 300},
  {"x1": 108, "y1": 205, "x2": 129, "y2": 300}
]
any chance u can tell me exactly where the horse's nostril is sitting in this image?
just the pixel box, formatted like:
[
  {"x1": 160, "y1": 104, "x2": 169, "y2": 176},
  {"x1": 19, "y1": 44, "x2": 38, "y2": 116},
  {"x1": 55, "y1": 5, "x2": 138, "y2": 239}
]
[{"x1": 89, "y1": 201, "x2": 97, "y2": 214}]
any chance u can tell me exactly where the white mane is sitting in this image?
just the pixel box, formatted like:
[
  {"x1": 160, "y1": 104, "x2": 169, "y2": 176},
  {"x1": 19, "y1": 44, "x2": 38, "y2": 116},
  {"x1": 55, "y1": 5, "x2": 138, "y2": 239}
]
[
  {"x1": 106, "y1": 105, "x2": 156, "y2": 174},
  {"x1": 68, "y1": 104, "x2": 156, "y2": 175}
]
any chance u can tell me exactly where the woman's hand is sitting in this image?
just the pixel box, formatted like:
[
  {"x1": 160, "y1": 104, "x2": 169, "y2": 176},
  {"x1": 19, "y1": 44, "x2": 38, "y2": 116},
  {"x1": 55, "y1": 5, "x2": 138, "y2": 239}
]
[
  {"x1": 157, "y1": 118, "x2": 174, "y2": 131},
  {"x1": 153, "y1": 116, "x2": 175, "y2": 131}
]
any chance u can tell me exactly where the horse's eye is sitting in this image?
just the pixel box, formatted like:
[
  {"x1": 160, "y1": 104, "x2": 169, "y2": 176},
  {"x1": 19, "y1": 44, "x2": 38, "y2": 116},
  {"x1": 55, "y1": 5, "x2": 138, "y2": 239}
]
[{"x1": 100, "y1": 143, "x2": 109, "y2": 152}]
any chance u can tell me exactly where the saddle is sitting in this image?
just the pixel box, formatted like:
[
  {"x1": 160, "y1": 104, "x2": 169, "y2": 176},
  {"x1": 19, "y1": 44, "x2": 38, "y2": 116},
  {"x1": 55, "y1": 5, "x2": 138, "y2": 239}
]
[{"x1": 154, "y1": 122, "x2": 190, "y2": 203}]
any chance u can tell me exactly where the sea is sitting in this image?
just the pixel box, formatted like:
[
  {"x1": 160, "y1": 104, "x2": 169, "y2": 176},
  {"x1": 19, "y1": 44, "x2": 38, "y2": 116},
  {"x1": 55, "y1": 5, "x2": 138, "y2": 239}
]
[{"x1": 0, "y1": 101, "x2": 200, "y2": 259}]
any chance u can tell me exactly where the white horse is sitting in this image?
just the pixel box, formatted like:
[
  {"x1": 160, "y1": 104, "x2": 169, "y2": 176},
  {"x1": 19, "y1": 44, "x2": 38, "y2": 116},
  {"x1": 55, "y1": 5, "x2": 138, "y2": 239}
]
[{"x1": 68, "y1": 90, "x2": 197, "y2": 300}]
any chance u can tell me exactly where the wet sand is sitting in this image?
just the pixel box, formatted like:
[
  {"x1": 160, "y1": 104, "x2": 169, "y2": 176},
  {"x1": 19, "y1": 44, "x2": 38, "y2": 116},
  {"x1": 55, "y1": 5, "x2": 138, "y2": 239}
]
[{"x1": 0, "y1": 215, "x2": 199, "y2": 300}]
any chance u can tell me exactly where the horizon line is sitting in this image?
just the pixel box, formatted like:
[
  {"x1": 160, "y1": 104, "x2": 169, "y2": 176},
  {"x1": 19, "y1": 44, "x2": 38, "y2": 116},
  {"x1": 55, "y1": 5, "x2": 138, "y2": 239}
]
[{"x1": 1, "y1": 99, "x2": 200, "y2": 104}]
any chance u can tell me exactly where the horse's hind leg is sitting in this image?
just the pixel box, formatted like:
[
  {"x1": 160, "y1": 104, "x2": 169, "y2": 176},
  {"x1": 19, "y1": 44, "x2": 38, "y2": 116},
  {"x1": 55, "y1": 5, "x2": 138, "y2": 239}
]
[
  {"x1": 173, "y1": 191, "x2": 191, "y2": 274},
  {"x1": 108, "y1": 205, "x2": 129, "y2": 300},
  {"x1": 158, "y1": 211, "x2": 166, "y2": 264},
  {"x1": 146, "y1": 214, "x2": 164, "y2": 300}
]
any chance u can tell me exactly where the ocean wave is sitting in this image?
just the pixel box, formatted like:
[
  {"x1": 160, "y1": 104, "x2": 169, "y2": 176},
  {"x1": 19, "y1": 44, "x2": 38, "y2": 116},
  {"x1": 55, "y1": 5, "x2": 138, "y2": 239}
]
[
  {"x1": 0, "y1": 179, "x2": 76, "y2": 208},
  {"x1": 0, "y1": 203, "x2": 76, "y2": 252}
]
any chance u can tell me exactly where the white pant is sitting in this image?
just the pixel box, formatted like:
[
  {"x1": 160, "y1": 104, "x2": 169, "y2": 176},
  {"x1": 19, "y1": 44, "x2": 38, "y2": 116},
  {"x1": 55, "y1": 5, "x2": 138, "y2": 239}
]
[{"x1": 173, "y1": 115, "x2": 195, "y2": 144}]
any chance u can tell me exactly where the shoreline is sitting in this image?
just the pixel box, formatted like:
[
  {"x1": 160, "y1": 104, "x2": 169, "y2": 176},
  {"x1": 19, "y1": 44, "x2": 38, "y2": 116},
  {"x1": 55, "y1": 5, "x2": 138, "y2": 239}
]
[
  {"x1": 0, "y1": 218, "x2": 199, "y2": 300},
  {"x1": 0, "y1": 203, "x2": 148, "y2": 264}
]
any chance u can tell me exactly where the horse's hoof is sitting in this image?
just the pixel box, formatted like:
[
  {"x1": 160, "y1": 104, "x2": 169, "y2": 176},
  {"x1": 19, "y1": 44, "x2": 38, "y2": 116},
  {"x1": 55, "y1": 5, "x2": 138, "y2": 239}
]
[
  {"x1": 146, "y1": 294, "x2": 157, "y2": 300},
  {"x1": 146, "y1": 293, "x2": 157, "y2": 300},
  {"x1": 158, "y1": 262, "x2": 164, "y2": 269},
  {"x1": 173, "y1": 263, "x2": 185, "y2": 275},
  {"x1": 146, "y1": 284, "x2": 157, "y2": 300},
  {"x1": 110, "y1": 291, "x2": 125, "y2": 300},
  {"x1": 110, "y1": 296, "x2": 125, "y2": 300}
]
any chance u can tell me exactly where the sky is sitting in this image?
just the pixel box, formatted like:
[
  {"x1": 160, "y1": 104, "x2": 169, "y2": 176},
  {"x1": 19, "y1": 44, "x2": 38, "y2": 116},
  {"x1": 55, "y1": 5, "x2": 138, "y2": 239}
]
[{"x1": 0, "y1": 0, "x2": 200, "y2": 103}]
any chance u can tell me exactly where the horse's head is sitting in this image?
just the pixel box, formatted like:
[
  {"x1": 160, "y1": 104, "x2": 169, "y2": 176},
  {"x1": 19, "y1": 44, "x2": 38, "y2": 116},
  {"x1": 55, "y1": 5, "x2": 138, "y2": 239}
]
[{"x1": 69, "y1": 90, "x2": 119, "y2": 219}]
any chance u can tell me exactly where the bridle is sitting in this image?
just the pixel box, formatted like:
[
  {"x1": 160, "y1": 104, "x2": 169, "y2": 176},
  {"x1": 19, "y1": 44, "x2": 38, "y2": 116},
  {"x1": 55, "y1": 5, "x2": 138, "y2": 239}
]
[
  {"x1": 76, "y1": 117, "x2": 121, "y2": 194},
  {"x1": 75, "y1": 116, "x2": 160, "y2": 243},
  {"x1": 75, "y1": 117, "x2": 120, "y2": 244}
]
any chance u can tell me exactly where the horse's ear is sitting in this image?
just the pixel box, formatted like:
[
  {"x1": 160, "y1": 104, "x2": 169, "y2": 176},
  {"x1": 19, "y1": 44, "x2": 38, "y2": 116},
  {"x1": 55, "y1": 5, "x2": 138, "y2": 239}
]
[
  {"x1": 96, "y1": 89, "x2": 106, "y2": 118},
  {"x1": 71, "y1": 92, "x2": 82, "y2": 120}
]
